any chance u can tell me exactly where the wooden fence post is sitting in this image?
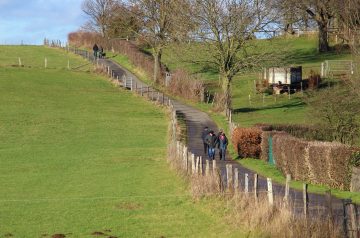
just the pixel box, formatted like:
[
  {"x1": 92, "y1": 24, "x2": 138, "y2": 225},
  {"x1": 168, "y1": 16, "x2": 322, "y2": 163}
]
[
  {"x1": 226, "y1": 164, "x2": 233, "y2": 190},
  {"x1": 284, "y1": 174, "x2": 291, "y2": 203},
  {"x1": 344, "y1": 200, "x2": 359, "y2": 238},
  {"x1": 254, "y1": 173, "x2": 258, "y2": 201},
  {"x1": 205, "y1": 160, "x2": 210, "y2": 176},
  {"x1": 234, "y1": 168, "x2": 239, "y2": 194},
  {"x1": 67, "y1": 59, "x2": 70, "y2": 70},
  {"x1": 176, "y1": 141, "x2": 180, "y2": 158},
  {"x1": 303, "y1": 183, "x2": 308, "y2": 217},
  {"x1": 199, "y1": 156, "x2": 203, "y2": 175},
  {"x1": 244, "y1": 173, "x2": 249, "y2": 194},
  {"x1": 195, "y1": 157, "x2": 199, "y2": 174},
  {"x1": 212, "y1": 160, "x2": 217, "y2": 174},
  {"x1": 18, "y1": 57, "x2": 22, "y2": 66},
  {"x1": 267, "y1": 178, "x2": 274, "y2": 205},
  {"x1": 325, "y1": 190, "x2": 335, "y2": 225},
  {"x1": 191, "y1": 154, "x2": 196, "y2": 174},
  {"x1": 183, "y1": 146, "x2": 188, "y2": 171}
]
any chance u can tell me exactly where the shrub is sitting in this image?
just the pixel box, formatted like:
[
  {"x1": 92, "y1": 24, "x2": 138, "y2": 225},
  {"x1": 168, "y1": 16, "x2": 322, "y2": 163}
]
[
  {"x1": 168, "y1": 69, "x2": 204, "y2": 102},
  {"x1": 232, "y1": 127, "x2": 262, "y2": 158},
  {"x1": 308, "y1": 70, "x2": 321, "y2": 89}
]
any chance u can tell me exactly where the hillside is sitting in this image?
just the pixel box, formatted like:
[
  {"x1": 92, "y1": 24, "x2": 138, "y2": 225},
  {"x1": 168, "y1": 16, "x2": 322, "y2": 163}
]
[
  {"x1": 162, "y1": 36, "x2": 352, "y2": 126},
  {"x1": 0, "y1": 46, "x2": 249, "y2": 237}
]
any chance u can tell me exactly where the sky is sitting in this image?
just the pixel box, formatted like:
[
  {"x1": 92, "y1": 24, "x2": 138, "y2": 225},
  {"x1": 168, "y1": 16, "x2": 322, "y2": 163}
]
[{"x1": 0, "y1": 0, "x2": 86, "y2": 45}]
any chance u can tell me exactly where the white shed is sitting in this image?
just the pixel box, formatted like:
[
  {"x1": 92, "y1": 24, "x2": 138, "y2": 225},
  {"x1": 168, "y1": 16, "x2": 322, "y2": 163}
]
[{"x1": 264, "y1": 66, "x2": 302, "y2": 85}]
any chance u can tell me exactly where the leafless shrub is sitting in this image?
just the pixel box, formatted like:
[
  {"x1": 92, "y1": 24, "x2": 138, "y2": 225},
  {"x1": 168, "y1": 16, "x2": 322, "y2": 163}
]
[
  {"x1": 190, "y1": 171, "x2": 223, "y2": 200},
  {"x1": 168, "y1": 69, "x2": 204, "y2": 102},
  {"x1": 228, "y1": 195, "x2": 343, "y2": 238}
]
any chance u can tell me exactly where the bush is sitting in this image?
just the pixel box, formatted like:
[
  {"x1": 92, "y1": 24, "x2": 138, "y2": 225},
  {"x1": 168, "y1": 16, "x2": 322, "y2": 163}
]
[
  {"x1": 232, "y1": 127, "x2": 262, "y2": 158},
  {"x1": 168, "y1": 69, "x2": 204, "y2": 102},
  {"x1": 308, "y1": 70, "x2": 321, "y2": 89}
]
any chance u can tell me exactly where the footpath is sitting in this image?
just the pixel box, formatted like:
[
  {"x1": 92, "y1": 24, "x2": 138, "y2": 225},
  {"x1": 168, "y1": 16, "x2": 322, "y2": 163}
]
[{"x1": 71, "y1": 50, "x2": 347, "y2": 227}]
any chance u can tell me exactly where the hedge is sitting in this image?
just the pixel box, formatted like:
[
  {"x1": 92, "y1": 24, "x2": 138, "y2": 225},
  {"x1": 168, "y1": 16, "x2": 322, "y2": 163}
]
[{"x1": 272, "y1": 133, "x2": 354, "y2": 190}]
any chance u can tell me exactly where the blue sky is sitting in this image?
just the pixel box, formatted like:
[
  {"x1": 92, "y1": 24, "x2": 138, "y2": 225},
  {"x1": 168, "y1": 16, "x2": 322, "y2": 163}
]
[{"x1": 0, "y1": 0, "x2": 86, "y2": 45}]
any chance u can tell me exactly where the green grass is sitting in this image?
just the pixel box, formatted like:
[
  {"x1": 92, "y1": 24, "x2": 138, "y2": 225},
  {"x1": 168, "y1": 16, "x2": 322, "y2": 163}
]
[
  {"x1": 0, "y1": 46, "x2": 249, "y2": 237},
  {"x1": 0, "y1": 45, "x2": 90, "y2": 70},
  {"x1": 161, "y1": 37, "x2": 359, "y2": 202},
  {"x1": 162, "y1": 36, "x2": 352, "y2": 127}
]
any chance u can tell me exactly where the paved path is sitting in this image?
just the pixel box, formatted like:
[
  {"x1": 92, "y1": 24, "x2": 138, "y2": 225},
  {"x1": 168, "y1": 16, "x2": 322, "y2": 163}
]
[{"x1": 71, "y1": 50, "x2": 347, "y2": 226}]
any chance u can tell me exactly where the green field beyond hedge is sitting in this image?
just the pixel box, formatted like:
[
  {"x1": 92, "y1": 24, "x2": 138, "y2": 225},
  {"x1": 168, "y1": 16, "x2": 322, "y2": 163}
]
[{"x1": 0, "y1": 46, "x2": 247, "y2": 237}]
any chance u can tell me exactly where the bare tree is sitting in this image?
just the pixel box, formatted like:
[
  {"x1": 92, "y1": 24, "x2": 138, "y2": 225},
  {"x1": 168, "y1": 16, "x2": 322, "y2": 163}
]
[
  {"x1": 130, "y1": 0, "x2": 193, "y2": 83},
  {"x1": 290, "y1": 0, "x2": 338, "y2": 52},
  {"x1": 82, "y1": 0, "x2": 119, "y2": 37},
  {"x1": 192, "y1": 0, "x2": 278, "y2": 112},
  {"x1": 107, "y1": 4, "x2": 142, "y2": 39}
]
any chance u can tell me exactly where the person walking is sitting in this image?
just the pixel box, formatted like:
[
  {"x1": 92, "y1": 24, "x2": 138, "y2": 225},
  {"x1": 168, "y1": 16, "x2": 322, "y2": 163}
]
[
  {"x1": 217, "y1": 129, "x2": 224, "y2": 159},
  {"x1": 93, "y1": 44, "x2": 99, "y2": 59},
  {"x1": 205, "y1": 130, "x2": 218, "y2": 160},
  {"x1": 201, "y1": 126, "x2": 209, "y2": 155},
  {"x1": 99, "y1": 46, "x2": 104, "y2": 58},
  {"x1": 218, "y1": 132, "x2": 228, "y2": 161}
]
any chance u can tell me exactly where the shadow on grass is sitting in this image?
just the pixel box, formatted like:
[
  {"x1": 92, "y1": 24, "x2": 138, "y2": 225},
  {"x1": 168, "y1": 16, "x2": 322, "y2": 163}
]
[
  {"x1": 283, "y1": 47, "x2": 350, "y2": 65},
  {"x1": 233, "y1": 100, "x2": 306, "y2": 113}
]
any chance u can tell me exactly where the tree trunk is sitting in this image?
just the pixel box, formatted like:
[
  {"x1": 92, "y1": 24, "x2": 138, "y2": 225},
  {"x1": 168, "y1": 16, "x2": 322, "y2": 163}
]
[
  {"x1": 220, "y1": 75, "x2": 232, "y2": 113},
  {"x1": 318, "y1": 21, "x2": 330, "y2": 52},
  {"x1": 153, "y1": 50, "x2": 162, "y2": 83}
]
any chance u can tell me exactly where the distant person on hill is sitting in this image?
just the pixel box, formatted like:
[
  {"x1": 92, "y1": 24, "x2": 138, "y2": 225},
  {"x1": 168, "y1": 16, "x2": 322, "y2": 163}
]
[
  {"x1": 201, "y1": 126, "x2": 209, "y2": 155},
  {"x1": 205, "y1": 130, "x2": 218, "y2": 160},
  {"x1": 93, "y1": 44, "x2": 99, "y2": 59},
  {"x1": 99, "y1": 46, "x2": 104, "y2": 58},
  {"x1": 218, "y1": 132, "x2": 228, "y2": 161}
]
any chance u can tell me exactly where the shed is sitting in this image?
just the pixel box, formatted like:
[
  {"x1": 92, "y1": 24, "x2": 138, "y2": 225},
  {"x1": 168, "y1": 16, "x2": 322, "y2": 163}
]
[{"x1": 264, "y1": 66, "x2": 302, "y2": 85}]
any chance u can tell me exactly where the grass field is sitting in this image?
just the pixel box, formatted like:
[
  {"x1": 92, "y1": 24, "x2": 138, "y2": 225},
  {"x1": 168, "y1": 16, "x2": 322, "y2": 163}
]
[
  {"x1": 162, "y1": 36, "x2": 352, "y2": 126},
  {"x1": 0, "y1": 46, "x2": 249, "y2": 237}
]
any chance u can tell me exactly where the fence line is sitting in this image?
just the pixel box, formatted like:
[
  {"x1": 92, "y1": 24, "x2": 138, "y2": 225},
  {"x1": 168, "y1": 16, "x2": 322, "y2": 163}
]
[{"x1": 67, "y1": 47, "x2": 359, "y2": 238}]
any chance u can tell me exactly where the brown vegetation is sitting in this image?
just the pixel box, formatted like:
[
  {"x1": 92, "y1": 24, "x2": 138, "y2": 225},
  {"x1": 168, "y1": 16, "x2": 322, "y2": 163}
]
[
  {"x1": 68, "y1": 31, "x2": 204, "y2": 102},
  {"x1": 232, "y1": 127, "x2": 262, "y2": 158},
  {"x1": 272, "y1": 132, "x2": 354, "y2": 190}
]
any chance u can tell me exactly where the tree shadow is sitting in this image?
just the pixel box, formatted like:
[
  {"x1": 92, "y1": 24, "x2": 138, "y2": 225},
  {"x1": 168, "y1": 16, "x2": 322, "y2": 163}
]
[{"x1": 233, "y1": 100, "x2": 306, "y2": 113}]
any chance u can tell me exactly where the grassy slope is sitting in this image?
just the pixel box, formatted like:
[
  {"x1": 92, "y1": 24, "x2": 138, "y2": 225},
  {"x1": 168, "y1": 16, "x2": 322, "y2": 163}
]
[
  {"x1": 108, "y1": 40, "x2": 360, "y2": 202},
  {"x1": 162, "y1": 37, "x2": 359, "y2": 202},
  {"x1": 163, "y1": 36, "x2": 352, "y2": 126},
  {"x1": 0, "y1": 46, "x2": 248, "y2": 237}
]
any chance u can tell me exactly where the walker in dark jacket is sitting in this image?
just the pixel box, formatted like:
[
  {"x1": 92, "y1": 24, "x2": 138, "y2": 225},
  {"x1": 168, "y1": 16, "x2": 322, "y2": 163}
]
[
  {"x1": 205, "y1": 131, "x2": 218, "y2": 160},
  {"x1": 201, "y1": 127, "x2": 209, "y2": 155},
  {"x1": 218, "y1": 132, "x2": 228, "y2": 161},
  {"x1": 93, "y1": 44, "x2": 99, "y2": 59}
]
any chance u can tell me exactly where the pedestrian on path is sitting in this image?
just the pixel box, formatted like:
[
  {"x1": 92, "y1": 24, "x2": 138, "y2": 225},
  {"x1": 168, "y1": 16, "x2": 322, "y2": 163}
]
[
  {"x1": 99, "y1": 46, "x2": 104, "y2": 58},
  {"x1": 202, "y1": 126, "x2": 209, "y2": 155},
  {"x1": 205, "y1": 130, "x2": 218, "y2": 160},
  {"x1": 218, "y1": 132, "x2": 228, "y2": 161},
  {"x1": 93, "y1": 44, "x2": 99, "y2": 59},
  {"x1": 217, "y1": 129, "x2": 224, "y2": 159}
]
